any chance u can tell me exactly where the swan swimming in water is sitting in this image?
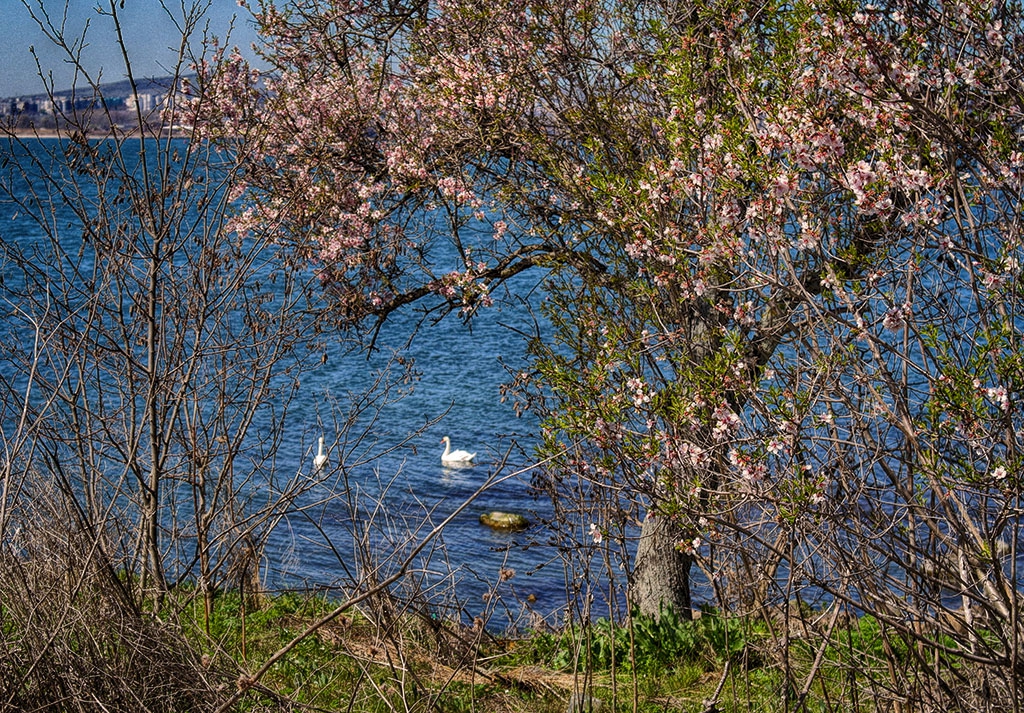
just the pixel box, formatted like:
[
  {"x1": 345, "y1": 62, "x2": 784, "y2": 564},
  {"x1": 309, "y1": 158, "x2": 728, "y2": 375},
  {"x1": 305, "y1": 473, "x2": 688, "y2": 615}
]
[
  {"x1": 440, "y1": 436, "x2": 475, "y2": 464},
  {"x1": 313, "y1": 436, "x2": 328, "y2": 472}
]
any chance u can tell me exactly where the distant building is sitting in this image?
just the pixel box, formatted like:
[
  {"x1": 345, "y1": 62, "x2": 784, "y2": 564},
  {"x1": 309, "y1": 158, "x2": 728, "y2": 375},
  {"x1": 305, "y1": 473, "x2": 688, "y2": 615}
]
[
  {"x1": 125, "y1": 92, "x2": 167, "y2": 114},
  {"x1": 0, "y1": 75, "x2": 187, "y2": 129},
  {"x1": 14, "y1": 98, "x2": 39, "y2": 114},
  {"x1": 39, "y1": 97, "x2": 72, "y2": 114}
]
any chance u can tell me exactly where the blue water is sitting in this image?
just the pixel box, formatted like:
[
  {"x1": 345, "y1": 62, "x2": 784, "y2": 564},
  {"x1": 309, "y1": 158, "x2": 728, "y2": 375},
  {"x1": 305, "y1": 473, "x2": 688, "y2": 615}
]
[
  {"x1": 0, "y1": 137, "x2": 590, "y2": 630},
  {"x1": 267, "y1": 287, "x2": 574, "y2": 626}
]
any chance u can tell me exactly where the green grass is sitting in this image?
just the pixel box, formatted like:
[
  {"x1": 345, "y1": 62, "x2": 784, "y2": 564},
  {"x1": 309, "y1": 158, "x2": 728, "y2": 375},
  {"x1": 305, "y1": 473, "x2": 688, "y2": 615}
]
[
  {"x1": 518, "y1": 605, "x2": 762, "y2": 674},
  {"x1": 168, "y1": 591, "x2": 966, "y2": 712}
]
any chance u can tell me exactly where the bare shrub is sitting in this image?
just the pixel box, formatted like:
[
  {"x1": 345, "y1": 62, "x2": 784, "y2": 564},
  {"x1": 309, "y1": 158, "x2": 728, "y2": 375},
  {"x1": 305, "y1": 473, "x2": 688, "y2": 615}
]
[{"x1": 0, "y1": 471, "x2": 228, "y2": 711}]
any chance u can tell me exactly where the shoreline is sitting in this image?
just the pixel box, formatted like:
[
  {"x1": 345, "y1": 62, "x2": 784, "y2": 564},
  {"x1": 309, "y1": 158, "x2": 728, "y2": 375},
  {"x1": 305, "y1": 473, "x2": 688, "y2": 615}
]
[{"x1": 7, "y1": 126, "x2": 193, "y2": 141}]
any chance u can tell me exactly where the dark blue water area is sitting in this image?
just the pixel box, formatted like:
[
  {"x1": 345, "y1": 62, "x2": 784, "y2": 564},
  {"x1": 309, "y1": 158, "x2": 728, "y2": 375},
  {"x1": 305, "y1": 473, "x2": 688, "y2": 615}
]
[
  {"x1": 265, "y1": 289, "x2": 586, "y2": 628},
  {"x1": 0, "y1": 137, "x2": 613, "y2": 630}
]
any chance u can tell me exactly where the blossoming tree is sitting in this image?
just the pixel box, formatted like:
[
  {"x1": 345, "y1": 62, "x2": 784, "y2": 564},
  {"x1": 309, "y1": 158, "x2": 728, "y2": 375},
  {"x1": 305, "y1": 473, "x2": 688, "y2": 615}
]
[{"x1": 200, "y1": 0, "x2": 1024, "y2": 704}]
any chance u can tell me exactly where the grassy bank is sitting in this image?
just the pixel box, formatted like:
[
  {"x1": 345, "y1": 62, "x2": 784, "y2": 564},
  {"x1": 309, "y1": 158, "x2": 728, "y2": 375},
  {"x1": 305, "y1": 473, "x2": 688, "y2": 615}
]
[
  {"x1": 1, "y1": 563, "x2": 994, "y2": 712},
  {"x1": 171, "y1": 590, "x2": 910, "y2": 712}
]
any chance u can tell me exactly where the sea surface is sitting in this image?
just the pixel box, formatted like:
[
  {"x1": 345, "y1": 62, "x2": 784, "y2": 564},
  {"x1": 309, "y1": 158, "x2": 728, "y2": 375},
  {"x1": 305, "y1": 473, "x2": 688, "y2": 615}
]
[
  {"x1": 0, "y1": 137, "x2": 604, "y2": 630},
  {"x1": 268, "y1": 289, "x2": 578, "y2": 629}
]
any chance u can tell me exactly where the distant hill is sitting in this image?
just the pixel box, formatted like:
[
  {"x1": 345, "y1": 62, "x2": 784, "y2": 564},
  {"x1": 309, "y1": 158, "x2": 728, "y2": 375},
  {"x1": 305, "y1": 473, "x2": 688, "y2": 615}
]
[
  {"x1": 3, "y1": 75, "x2": 185, "y2": 102},
  {"x1": 0, "y1": 74, "x2": 193, "y2": 133}
]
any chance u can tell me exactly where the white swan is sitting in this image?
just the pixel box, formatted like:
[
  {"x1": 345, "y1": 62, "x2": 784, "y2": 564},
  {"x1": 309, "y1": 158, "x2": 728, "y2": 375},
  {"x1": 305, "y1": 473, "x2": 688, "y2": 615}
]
[
  {"x1": 441, "y1": 436, "x2": 475, "y2": 464},
  {"x1": 313, "y1": 436, "x2": 328, "y2": 472}
]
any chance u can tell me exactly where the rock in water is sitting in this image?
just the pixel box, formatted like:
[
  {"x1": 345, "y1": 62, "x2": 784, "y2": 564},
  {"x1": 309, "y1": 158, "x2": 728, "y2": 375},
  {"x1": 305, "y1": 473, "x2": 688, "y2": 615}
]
[{"x1": 479, "y1": 511, "x2": 529, "y2": 531}]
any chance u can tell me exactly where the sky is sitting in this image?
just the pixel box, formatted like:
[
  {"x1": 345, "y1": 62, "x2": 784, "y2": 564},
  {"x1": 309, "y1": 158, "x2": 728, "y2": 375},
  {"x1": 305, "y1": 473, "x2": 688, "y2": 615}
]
[{"x1": 0, "y1": 0, "x2": 262, "y2": 97}]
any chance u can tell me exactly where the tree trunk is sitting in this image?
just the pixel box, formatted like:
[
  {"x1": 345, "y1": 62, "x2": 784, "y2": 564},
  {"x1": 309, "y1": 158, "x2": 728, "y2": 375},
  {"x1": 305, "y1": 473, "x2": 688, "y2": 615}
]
[{"x1": 631, "y1": 513, "x2": 693, "y2": 620}]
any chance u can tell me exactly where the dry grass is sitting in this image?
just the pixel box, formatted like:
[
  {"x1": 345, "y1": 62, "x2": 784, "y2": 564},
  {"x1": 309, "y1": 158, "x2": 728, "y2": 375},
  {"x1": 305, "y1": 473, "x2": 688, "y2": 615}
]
[{"x1": 0, "y1": 480, "x2": 230, "y2": 712}]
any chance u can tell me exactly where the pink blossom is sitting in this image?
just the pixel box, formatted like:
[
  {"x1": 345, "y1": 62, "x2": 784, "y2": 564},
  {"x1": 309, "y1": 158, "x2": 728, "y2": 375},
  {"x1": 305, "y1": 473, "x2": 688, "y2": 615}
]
[
  {"x1": 844, "y1": 160, "x2": 877, "y2": 205},
  {"x1": 987, "y1": 21, "x2": 1004, "y2": 47},
  {"x1": 986, "y1": 386, "x2": 1010, "y2": 412},
  {"x1": 712, "y1": 402, "x2": 741, "y2": 440},
  {"x1": 729, "y1": 448, "x2": 767, "y2": 482},
  {"x1": 679, "y1": 537, "x2": 701, "y2": 555},
  {"x1": 881, "y1": 303, "x2": 911, "y2": 331},
  {"x1": 732, "y1": 301, "x2": 756, "y2": 327},
  {"x1": 981, "y1": 269, "x2": 1007, "y2": 291},
  {"x1": 766, "y1": 438, "x2": 787, "y2": 456},
  {"x1": 626, "y1": 377, "x2": 653, "y2": 408},
  {"x1": 772, "y1": 173, "x2": 797, "y2": 198}
]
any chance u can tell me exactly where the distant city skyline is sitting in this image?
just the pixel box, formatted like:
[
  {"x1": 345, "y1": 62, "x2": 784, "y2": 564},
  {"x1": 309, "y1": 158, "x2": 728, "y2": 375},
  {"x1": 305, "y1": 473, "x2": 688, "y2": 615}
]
[{"x1": 0, "y1": 0, "x2": 261, "y2": 98}]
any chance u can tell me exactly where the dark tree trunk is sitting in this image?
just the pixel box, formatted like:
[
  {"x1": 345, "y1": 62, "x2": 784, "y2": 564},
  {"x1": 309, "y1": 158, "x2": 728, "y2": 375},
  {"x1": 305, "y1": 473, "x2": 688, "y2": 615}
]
[{"x1": 632, "y1": 513, "x2": 693, "y2": 620}]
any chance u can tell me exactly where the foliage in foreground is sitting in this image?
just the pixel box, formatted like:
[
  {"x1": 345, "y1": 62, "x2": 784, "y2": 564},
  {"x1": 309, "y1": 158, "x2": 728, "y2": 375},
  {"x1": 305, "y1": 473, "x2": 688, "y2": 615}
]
[
  {"x1": 172, "y1": 590, "x2": 769, "y2": 712},
  {"x1": 0, "y1": 485, "x2": 1012, "y2": 712},
  {"x1": 172, "y1": 590, "x2": 1005, "y2": 712}
]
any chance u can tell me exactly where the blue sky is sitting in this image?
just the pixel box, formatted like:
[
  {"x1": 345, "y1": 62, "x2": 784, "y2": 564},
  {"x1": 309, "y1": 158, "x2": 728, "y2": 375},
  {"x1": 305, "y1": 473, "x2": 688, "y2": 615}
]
[{"x1": 0, "y1": 0, "x2": 261, "y2": 97}]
